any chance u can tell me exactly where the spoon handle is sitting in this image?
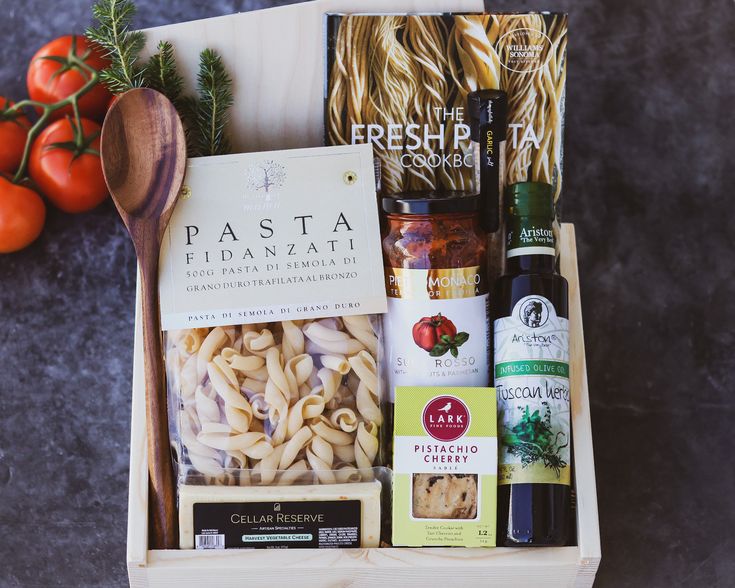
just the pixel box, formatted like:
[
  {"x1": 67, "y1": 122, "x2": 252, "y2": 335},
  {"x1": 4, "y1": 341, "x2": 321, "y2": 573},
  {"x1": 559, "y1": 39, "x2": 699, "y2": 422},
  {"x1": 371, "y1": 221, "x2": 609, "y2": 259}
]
[{"x1": 140, "y1": 253, "x2": 178, "y2": 549}]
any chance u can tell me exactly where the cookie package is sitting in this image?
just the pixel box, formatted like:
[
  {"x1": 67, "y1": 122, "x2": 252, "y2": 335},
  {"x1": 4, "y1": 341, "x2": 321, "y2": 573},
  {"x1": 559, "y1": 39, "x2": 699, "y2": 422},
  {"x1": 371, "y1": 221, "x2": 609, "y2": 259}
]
[{"x1": 392, "y1": 386, "x2": 497, "y2": 547}]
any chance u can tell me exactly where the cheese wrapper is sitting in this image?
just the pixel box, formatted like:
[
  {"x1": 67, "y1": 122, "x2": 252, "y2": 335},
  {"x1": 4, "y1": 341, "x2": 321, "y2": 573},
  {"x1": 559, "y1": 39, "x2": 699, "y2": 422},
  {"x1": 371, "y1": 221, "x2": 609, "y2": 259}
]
[{"x1": 179, "y1": 481, "x2": 382, "y2": 549}]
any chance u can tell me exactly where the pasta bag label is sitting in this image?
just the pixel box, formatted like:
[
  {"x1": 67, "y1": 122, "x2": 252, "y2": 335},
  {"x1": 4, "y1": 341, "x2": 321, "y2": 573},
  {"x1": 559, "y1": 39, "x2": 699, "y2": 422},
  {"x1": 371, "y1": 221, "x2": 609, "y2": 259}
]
[
  {"x1": 392, "y1": 386, "x2": 497, "y2": 547},
  {"x1": 158, "y1": 144, "x2": 386, "y2": 330}
]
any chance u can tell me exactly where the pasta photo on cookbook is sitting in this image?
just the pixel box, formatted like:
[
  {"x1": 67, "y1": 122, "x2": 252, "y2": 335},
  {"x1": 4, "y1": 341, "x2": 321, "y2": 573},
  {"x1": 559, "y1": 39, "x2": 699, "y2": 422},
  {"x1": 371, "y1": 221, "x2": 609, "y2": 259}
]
[{"x1": 325, "y1": 13, "x2": 568, "y2": 208}]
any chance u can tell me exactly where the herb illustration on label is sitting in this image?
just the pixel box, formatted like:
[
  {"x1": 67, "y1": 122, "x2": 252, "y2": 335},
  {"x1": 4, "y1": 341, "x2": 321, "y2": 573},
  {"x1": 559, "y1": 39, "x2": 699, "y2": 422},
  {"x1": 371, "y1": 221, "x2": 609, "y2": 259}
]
[
  {"x1": 503, "y1": 403, "x2": 568, "y2": 478},
  {"x1": 494, "y1": 294, "x2": 571, "y2": 486}
]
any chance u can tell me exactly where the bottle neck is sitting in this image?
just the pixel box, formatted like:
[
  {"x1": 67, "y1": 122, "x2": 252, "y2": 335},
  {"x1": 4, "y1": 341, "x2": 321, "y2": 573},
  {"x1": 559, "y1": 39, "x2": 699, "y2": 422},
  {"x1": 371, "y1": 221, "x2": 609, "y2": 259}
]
[
  {"x1": 504, "y1": 214, "x2": 556, "y2": 274},
  {"x1": 506, "y1": 253, "x2": 555, "y2": 274}
]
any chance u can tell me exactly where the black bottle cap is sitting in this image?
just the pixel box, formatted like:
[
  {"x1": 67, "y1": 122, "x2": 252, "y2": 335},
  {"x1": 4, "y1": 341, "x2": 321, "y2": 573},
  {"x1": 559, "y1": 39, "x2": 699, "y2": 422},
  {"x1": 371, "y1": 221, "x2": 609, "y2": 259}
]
[
  {"x1": 467, "y1": 89, "x2": 508, "y2": 142},
  {"x1": 382, "y1": 190, "x2": 482, "y2": 215}
]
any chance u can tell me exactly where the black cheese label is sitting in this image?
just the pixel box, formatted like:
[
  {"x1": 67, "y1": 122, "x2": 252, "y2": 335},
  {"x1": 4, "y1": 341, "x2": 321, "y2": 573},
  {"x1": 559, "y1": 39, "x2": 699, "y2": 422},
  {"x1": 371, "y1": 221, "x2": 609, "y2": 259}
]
[{"x1": 193, "y1": 500, "x2": 361, "y2": 549}]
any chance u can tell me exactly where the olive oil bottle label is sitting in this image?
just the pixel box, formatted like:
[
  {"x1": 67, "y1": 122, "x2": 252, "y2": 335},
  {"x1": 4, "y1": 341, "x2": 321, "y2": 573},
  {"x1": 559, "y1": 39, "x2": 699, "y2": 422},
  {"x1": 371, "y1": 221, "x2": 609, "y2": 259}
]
[
  {"x1": 494, "y1": 295, "x2": 570, "y2": 486},
  {"x1": 384, "y1": 267, "x2": 490, "y2": 401}
]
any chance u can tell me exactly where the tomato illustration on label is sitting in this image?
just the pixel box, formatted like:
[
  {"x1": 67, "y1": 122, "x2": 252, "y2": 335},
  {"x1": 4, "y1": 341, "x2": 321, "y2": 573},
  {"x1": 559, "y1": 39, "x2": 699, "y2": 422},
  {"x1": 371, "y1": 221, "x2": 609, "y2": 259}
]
[{"x1": 412, "y1": 313, "x2": 470, "y2": 358}]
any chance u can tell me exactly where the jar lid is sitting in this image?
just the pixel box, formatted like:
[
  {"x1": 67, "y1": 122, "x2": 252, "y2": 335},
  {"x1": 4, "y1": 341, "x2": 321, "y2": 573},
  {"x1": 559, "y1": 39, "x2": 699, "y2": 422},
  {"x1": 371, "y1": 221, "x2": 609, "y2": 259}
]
[
  {"x1": 382, "y1": 191, "x2": 482, "y2": 215},
  {"x1": 506, "y1": 182, "x2": 554, "y2": 218}
]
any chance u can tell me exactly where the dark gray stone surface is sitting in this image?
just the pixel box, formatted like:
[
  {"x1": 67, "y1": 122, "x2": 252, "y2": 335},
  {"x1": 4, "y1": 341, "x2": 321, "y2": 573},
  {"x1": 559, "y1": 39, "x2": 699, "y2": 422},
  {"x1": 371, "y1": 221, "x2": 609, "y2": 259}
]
[{"x1": 0, "y1": 1, "x2": 733, "y2": 586}]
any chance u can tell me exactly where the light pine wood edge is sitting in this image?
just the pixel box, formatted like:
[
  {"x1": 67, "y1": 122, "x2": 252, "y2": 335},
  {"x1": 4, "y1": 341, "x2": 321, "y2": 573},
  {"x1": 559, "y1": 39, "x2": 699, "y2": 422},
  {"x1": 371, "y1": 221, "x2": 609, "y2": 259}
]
[
  {"x1": 127, "y1": 273, "x2": 149, "y2": 588},
  {"x1": 144, "y1": 547, "x2": 583, "y2": 588},
  {"x1": 560, "y1": 224, "x2": 602, "y2": 577}
]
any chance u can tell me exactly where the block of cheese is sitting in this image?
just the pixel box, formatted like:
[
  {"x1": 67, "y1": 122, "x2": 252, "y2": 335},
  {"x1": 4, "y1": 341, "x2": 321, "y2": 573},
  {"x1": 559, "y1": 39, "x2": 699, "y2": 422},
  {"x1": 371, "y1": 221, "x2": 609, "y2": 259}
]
[{"x1": 179, "y1": 481, "x2": 381, "y2": 550}]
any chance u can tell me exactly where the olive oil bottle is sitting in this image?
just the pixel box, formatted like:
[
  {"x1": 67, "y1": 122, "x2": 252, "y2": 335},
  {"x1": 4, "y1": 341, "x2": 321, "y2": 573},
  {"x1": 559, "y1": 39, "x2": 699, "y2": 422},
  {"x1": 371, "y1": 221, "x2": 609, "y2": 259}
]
[{"x1": 492, "y1": 182, "x2": 571, "y2": 546}]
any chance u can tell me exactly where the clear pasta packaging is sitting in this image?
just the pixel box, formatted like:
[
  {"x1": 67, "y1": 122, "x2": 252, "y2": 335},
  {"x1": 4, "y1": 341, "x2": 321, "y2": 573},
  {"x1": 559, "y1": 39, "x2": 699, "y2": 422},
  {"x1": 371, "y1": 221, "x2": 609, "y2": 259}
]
[
  {"x1": 165, "y1": 317, "x2": 390, "y2": 548},
  {"x1": 165, "y1": 316, "x2": 387, "y2": 486}
]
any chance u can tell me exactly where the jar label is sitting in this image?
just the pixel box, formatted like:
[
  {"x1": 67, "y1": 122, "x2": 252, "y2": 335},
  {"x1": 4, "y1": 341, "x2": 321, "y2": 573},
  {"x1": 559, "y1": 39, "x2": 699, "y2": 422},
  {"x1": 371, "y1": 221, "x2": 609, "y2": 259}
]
[
  {"x1": 494, "y1": 295, "x2": 571, "y2": 486},
  {"x1": 384, "y1": 267, "x2": 490, "y2": 400}
]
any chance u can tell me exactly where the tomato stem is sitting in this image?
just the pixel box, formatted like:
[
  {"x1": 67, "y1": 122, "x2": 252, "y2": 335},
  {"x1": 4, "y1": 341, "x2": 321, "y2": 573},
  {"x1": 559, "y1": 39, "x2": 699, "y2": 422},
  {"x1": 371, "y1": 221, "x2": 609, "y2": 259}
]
[{"x1": 6, "y1": 43, "x2": 100, "y2": 184}]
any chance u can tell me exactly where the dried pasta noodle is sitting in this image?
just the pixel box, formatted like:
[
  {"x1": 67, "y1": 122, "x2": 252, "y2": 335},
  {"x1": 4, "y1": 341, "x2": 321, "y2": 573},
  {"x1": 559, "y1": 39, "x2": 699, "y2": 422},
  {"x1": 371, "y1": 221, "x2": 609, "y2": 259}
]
[{"x1": 166, "y1": 316, "x2": 383, "y2": 486}]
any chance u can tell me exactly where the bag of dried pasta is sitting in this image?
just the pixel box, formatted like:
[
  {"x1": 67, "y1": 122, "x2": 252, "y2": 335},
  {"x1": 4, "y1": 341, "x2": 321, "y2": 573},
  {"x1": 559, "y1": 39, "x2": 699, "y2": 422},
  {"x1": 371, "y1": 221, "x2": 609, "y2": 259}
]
[{"x1": 165, "y1": 316, "x2": 385, "y2": 487}]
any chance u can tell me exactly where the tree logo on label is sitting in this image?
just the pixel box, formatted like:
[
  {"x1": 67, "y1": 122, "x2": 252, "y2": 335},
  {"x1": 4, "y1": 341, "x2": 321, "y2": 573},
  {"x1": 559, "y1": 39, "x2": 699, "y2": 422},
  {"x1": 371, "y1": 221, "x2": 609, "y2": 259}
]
[
  {"x1": 245, "y1": 160, "x2": 286, "y2": 204},
  {"x1": 519, "y1": 297, "x2": 549, "y2": 328},
  {"x1": 422, "y1": 395, "x2": 471, "y2": 442}
]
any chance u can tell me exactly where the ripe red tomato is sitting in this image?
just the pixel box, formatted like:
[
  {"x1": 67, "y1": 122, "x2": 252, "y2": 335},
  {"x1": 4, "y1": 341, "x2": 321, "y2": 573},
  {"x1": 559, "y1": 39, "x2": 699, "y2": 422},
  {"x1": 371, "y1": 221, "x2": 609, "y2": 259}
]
[
  {"x1": 412, "y1": 314, "x2": 458, "y2": 351},
  {"x1": 29, "y1": 117, "x2": 108, "y2": 213},
  {"x1": 0, "y1": 177, "x2": 46, "y2": 253},
  {"x1": 27, "y1": 35, "x2": 111, "y2": 121},
  {"x1": 0, "y1": 97, "x2": 31, "y2": 174}
]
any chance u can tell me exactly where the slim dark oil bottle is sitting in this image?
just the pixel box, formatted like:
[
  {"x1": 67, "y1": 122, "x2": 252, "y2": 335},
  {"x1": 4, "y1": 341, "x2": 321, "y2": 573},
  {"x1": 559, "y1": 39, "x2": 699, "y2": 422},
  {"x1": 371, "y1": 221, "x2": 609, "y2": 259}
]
[{"x1": 492, "y1": 182, "x2": 571, "y2": 546}]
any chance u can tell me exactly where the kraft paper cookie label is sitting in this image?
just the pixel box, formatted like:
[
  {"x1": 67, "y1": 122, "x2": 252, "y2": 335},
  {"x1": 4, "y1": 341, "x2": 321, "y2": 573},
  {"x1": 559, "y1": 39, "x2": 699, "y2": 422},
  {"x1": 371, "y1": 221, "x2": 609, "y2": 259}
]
[{"x1": 158, "y1": 144, "x2": 386, "y2": 330}]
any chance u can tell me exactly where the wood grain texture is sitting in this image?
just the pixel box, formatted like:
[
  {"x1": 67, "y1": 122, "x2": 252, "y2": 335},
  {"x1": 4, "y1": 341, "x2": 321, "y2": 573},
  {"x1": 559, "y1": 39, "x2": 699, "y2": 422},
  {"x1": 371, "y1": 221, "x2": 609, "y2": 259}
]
[
  {"x1": 128, "y1": 276, "x2": 149, "y2": 581},
  {"x1": 102, "y1": 88, "x2": 187, "y2": 550},
  {"x1": 560, "y1": 225, "x2": 602, "y2": 574},
  {"x1": 127, "y1": 224, "x2": 600, "y2": 587}
]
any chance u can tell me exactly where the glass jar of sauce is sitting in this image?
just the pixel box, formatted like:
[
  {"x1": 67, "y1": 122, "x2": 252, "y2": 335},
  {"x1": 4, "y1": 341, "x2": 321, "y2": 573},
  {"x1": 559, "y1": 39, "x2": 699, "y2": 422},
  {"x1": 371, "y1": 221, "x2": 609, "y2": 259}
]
[{"x1": 382, "y1": 191, "x2": 490, "y2": 401}]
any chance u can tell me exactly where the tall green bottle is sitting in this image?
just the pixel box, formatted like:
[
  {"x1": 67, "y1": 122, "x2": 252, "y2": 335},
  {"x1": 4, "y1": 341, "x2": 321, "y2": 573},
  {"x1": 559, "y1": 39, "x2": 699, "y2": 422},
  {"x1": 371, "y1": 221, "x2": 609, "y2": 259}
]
[{"x1": 492, "y1": 182, "x2": 571, "y2": 546}]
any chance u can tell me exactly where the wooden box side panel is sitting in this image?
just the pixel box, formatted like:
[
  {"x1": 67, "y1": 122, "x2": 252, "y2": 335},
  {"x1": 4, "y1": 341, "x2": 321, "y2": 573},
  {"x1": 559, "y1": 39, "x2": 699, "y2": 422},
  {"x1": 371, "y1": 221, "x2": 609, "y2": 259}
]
[
  {"x1": 128, "y1": 278, "x2": 148, "y2": 588},
  {"x1": 560, "y1": 225, "x2": 602, "y2": 571},
  {"x1": 146, "y1": 548, "x2": 583, "y2": 588}
]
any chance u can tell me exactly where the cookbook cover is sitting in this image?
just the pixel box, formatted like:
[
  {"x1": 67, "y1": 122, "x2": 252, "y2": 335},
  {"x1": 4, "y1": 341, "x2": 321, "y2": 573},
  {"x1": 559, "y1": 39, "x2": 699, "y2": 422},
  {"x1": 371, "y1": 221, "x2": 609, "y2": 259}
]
[{"x1": 325, "y1": 13, "x2": 567, "y2": 211}]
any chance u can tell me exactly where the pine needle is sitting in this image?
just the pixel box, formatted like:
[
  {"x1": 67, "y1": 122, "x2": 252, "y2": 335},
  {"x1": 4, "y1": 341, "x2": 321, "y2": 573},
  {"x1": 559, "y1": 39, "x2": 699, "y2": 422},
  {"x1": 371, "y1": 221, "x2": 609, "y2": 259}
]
[
  {"x1": 145, "y1": 41, "x2": 184, "y2": 106},
  {"x1": 86, "y1": 0, "x2": 146, "y2": 94},
  {"x1": 189, "y1": 49, "x2": 234, "y2": 157},
  {"x1": 86, "y1": 1, "x2": 235, "y2": 158}
]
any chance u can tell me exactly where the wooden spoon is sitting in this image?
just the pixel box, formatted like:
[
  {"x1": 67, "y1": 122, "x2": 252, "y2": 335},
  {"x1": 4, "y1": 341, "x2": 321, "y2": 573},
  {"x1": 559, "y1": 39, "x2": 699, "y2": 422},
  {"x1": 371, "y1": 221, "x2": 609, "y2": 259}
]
[{"x1": 101, "y1": 88, "x2": 187, "y2": 550}]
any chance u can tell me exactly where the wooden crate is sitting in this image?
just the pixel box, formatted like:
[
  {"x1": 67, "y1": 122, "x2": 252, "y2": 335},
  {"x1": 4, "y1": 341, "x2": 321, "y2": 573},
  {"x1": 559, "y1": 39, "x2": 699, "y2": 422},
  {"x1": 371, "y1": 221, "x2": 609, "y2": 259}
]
[
  {"x1": 127, "y1": 223, "x2": 600, "y2": 587},
  {"x1": 127, "y1": 2, "x2": 599, "y2": 584}
]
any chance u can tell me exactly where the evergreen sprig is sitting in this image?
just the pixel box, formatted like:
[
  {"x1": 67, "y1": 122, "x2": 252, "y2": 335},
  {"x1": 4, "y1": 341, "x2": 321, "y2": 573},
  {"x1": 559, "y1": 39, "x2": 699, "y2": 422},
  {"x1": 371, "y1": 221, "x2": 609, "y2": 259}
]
[
  {"x1": 145, "y1": 41, "x2": 185, "y2": 106},
  {"x1": 86, "y1": 0, "x2": 146, "y2": 93},
  {"x1": 86, "y1": 0, "x2": 234, "y2": 158},
  {"x1": 188, "y1": 49, "x2": 234, "y2": 157}
]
